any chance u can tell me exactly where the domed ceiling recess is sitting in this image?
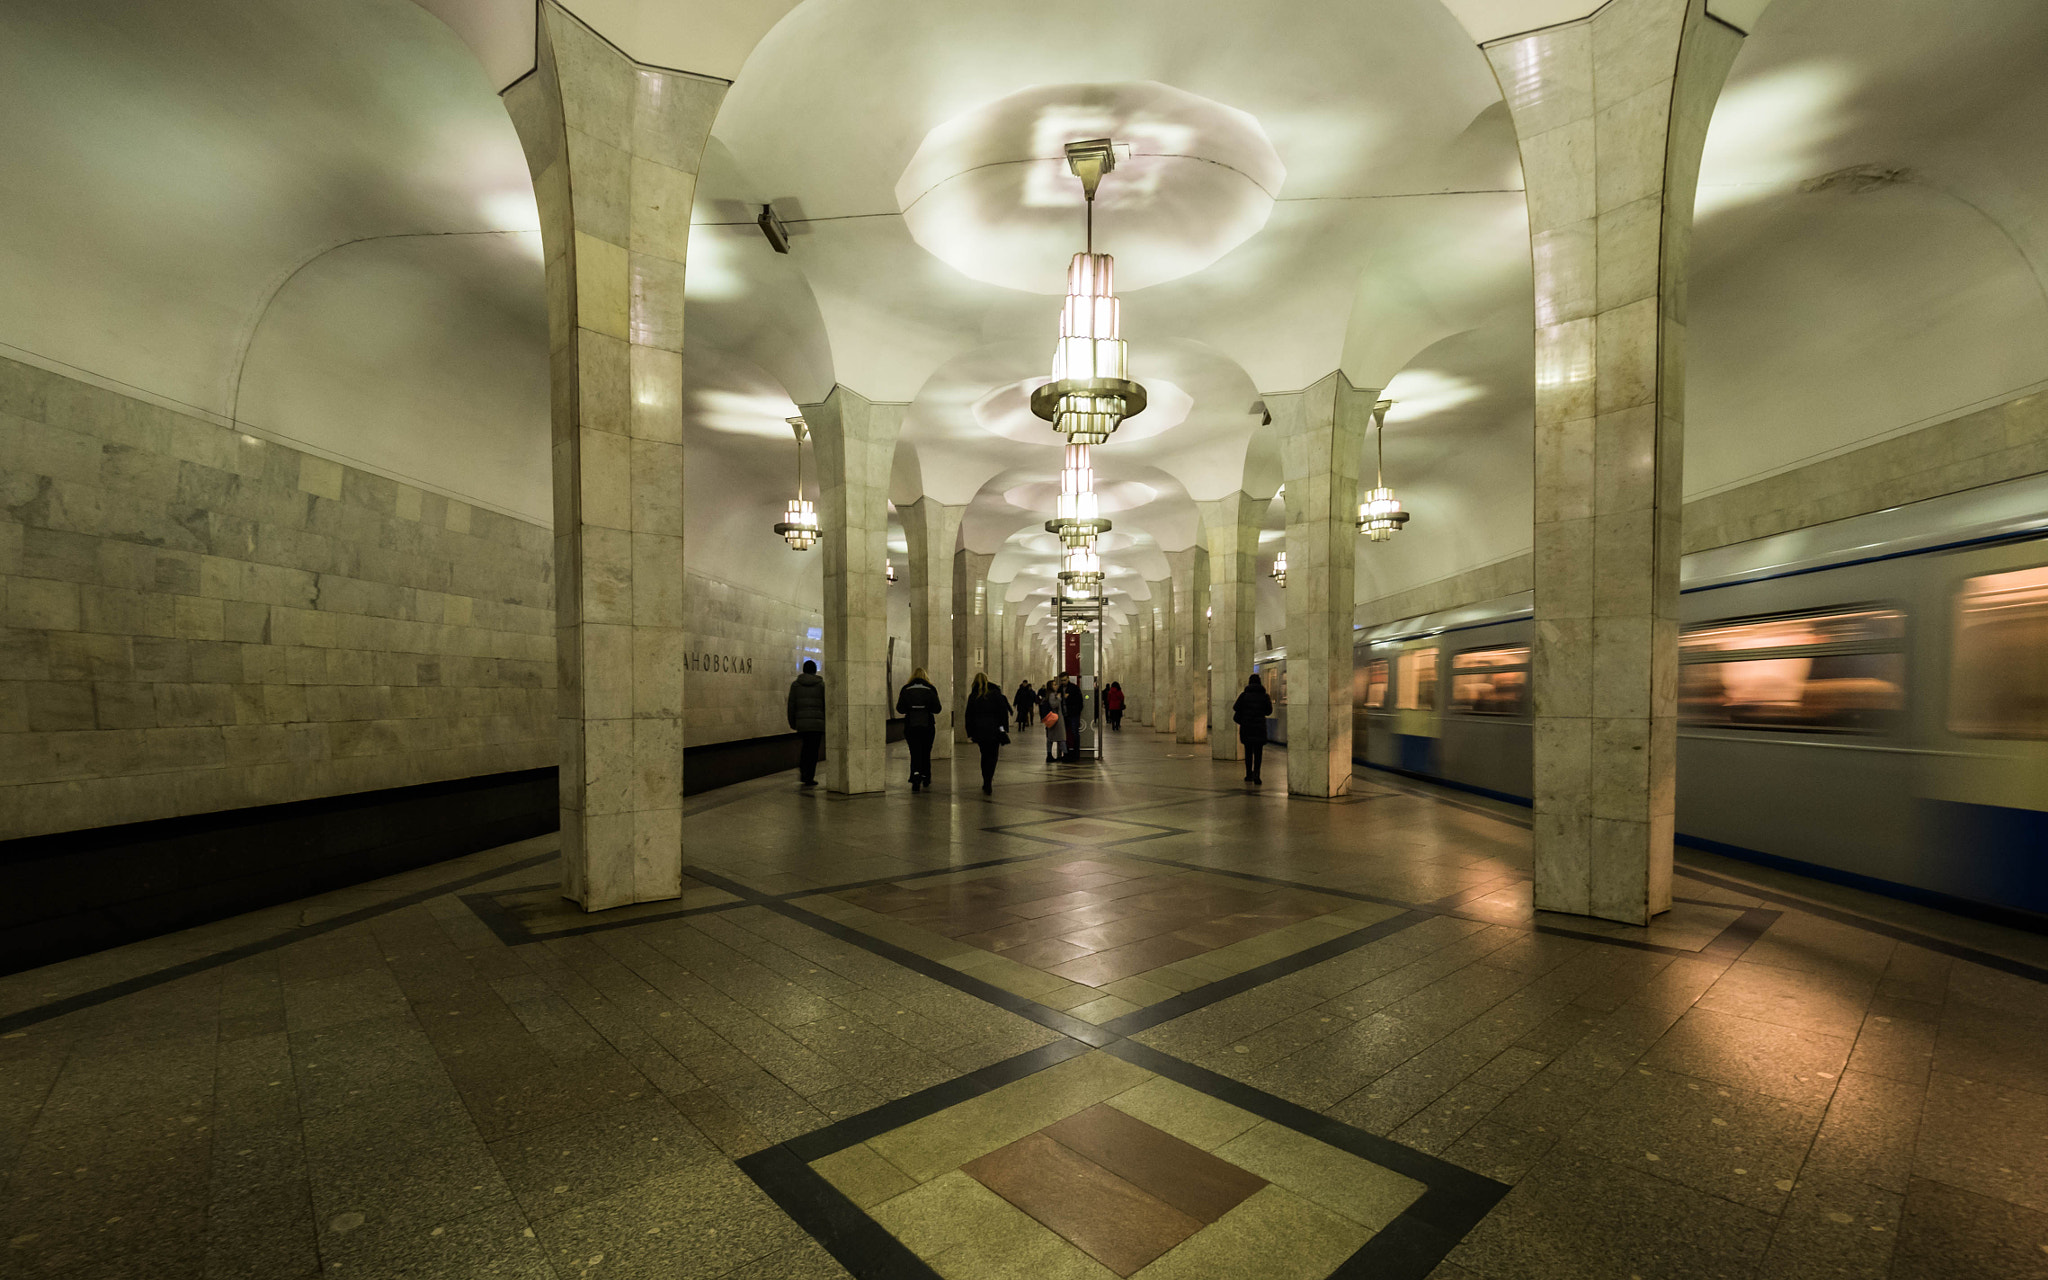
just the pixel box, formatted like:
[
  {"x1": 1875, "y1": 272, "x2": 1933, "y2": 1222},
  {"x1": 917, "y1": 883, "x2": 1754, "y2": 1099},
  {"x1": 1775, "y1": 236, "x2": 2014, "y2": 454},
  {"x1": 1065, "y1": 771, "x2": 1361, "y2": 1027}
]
[{"x1": 896, "y1": 81, "x2": 1285, "y2": 293}]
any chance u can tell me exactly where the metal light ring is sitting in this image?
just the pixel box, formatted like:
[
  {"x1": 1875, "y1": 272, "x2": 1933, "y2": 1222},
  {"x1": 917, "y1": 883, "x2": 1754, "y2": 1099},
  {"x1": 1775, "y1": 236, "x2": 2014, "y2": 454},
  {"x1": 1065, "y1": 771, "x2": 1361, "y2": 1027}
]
[
  {"x1": 1043, "y1": 517, "x2": 1113, "y2": 537},
  {"x1": 1029, "y1": 377, "x2": 1148, "y2": 422}
]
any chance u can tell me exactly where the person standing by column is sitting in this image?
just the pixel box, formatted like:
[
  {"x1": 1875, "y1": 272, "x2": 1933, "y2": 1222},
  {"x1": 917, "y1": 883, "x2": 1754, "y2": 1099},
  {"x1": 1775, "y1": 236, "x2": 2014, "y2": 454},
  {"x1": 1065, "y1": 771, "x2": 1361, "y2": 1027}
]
[
  {"x1": 965, "y1": 673, "x2": 1012, "y2": 796},
  {"x1": 1062, "y1": 676, "x2": 1084, "y2": 757},
  {"x1": 787, "y1": 660, "x2": 827, "y2": 788},
  {"x1": 1103, "y1": 682, "x2": 1125, "y2": 732},
  {"x1": 1232, "y1": 672, "x2": 1274, "y2": 786},
  {"x1": 896, "y1": 667, "x2": 942, "y2": 792}
]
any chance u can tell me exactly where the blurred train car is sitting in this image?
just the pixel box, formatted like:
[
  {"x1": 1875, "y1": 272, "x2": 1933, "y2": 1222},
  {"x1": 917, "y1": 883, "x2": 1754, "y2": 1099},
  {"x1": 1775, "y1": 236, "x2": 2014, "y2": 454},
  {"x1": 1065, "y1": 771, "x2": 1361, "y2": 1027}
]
[{"x1": 1251, "y1": 471, "x2": 2048, "y2": 926}]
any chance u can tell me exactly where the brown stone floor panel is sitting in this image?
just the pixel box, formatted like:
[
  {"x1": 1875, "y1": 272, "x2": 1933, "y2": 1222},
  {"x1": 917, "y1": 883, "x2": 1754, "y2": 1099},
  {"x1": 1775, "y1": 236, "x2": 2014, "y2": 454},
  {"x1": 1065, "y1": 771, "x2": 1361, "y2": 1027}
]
[
  {"x1": 962, "y1": 1130, "x2": 1203, "y2": 1276},
  {"x1": 1042, "y1": 1103, "x2": 1267, "y2": 1223}
]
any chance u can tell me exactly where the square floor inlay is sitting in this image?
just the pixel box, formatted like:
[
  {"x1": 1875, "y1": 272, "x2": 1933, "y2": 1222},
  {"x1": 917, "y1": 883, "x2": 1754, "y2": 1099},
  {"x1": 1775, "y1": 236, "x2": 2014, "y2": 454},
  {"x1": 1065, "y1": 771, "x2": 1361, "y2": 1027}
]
[
  {"x1": 808, "y1": 1052, "x2": 1427, "y2": 1280},
  {"x1": 799, "y1": 856, "x2": 1401, "y2": 1014}
]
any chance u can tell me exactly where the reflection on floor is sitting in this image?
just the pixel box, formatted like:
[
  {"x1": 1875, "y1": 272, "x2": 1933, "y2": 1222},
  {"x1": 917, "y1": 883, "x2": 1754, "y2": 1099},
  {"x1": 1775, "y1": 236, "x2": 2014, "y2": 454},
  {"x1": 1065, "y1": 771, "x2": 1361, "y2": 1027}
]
[{"x1": 2, "y1": 732, "x2": 2046, "y2": 1280}]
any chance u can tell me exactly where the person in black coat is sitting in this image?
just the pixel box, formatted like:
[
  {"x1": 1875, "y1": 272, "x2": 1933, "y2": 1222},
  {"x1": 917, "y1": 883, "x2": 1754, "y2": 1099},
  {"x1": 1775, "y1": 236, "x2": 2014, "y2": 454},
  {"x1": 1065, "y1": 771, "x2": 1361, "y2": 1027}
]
[
  {"x1": 895, "y1": 668, "x2": 942, "y2": 791},
  {"x1": 964, "y1": 673, "x2": 1013, "y2": 795},
  {"x1": 1013, "y1": 679, "x2": 1038, "y2": 730},
  {"x1": 786, "y1": 660, "x2": 827, "y2": 787},
  {"x1": 1232, "y1": 673, "x2": 1275, "y2": 785}
]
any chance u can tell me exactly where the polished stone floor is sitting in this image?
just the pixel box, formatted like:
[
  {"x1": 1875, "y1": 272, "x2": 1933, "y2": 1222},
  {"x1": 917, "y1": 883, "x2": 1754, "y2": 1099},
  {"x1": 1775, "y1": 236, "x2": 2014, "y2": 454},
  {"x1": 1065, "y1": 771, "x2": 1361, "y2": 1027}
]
[{"x1": 3, "y1": 733, "x2": 2047, "y2": 1280}]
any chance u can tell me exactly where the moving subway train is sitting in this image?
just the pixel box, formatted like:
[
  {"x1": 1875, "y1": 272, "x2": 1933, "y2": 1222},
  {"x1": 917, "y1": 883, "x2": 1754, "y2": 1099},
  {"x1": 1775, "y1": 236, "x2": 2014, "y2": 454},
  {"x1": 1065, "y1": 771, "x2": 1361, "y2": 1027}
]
[{"x1": 1254, "y1": 471, "x2": 2048, "y2": 926}]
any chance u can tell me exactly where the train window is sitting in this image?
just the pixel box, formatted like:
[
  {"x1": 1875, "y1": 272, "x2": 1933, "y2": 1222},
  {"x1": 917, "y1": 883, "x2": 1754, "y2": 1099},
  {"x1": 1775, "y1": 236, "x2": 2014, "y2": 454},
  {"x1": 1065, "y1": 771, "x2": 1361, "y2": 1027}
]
[
  {"x1": 1679, "y1": 606, "x2": 1904, "y2": 733},
  {"x1": 1396, "y1": 648, "x2": 1438, "y2": 711},
  {"x1": 1949, "y1": 565, "x2": 2048, "y2": 739},
  {"x1": 1363, "y1": 659, "x2": 1389, "y2": 709},
  {"x1": 1451, "y1": 646, "x2": 1530, "y2": 716}
]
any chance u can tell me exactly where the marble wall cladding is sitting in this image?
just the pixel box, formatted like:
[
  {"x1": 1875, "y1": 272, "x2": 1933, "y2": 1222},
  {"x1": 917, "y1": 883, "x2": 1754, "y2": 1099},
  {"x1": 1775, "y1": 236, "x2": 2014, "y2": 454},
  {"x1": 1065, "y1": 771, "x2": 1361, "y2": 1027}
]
[
  {"x1": 1684, "y1": 387, "x2": 2048, "y2": 552},
  {"x1": 680, "y1": 573, "x2": 821, "y2": 745},
  {"x1": 0, "y1": 356, "x2": 555, "y2": 840},
  {"x1": 1357, "y1": 555, "x2": 1536, "y2": 629}
]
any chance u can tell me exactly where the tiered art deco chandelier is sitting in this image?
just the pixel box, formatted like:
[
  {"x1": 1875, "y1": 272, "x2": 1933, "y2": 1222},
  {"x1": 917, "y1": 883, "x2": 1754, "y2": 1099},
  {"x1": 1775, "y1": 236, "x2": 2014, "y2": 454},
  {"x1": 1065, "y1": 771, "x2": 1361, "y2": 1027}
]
[
  {"x1": 1271, "y1": 550, "x2": 1287, "y2": 588},
  {"x1": 772, "y1": 417, "x2": 821, "y2": 551},
  {"x1": 1357, "y1": 398, "x2": 1411, "y2": 542},
  {"x1": 1034, "y1": 139, "x2": 1145, "y2": 610}
]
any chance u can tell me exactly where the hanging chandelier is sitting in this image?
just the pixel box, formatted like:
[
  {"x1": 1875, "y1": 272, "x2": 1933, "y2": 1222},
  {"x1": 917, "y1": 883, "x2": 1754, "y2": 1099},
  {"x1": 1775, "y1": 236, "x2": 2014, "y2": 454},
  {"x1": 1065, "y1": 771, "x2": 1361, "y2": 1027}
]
[
  {"x1": 1357, "y1": 398, "x2": 1410, "y2": 542},
  {"x1": 772, "y1": 417, "x2": 821, "y2": 551},
  {"x1": 1035, "y1": 138, "x2": 1144, "y2": 611},
  {"x1": 1271, "y1": 550, "x2": 1287, "y2": 588},
  {"x1": 886, "y1": 559, "x2": 897, "y2": 583}
]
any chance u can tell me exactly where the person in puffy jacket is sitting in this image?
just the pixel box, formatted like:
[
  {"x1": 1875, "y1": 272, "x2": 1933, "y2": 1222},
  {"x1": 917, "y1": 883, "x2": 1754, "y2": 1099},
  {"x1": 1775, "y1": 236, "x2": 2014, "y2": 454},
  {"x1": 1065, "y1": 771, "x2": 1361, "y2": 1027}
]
[
  {"x1": 786, "y1": 661, "x2": 827, "y2": 787},
  {"x1": 1061, "y1": 678, "x2": 1084, "y2": 754},
  {"x1": 1041, "y1": 677, "x2": 1065, "y2": 762},
  {"x1": 1014, "y1": 679, "x2": 1038, "y2": 731},
  {"x1": 964, "y1": 673, "x2": 1013, "y2": 795},
  {"x1": 1232, "y1": 672, "x2": 1275, "y2": 785},
  {"x1": 895, "y1": 668, "x2": 942, "y2": 791}
]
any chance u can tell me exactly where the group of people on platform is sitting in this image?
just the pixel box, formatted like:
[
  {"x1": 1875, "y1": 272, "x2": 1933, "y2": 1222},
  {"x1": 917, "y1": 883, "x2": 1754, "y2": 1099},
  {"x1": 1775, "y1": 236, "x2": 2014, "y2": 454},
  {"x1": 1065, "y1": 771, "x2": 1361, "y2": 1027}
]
[{"x1": 786, "y1": 661, "x2": 1274, "y2": 793}]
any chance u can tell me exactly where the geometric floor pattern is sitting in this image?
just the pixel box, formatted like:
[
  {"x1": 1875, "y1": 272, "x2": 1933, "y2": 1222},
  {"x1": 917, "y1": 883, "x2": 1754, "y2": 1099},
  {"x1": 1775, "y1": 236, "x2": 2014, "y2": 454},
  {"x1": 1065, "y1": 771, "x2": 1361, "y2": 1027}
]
[{"x1": 3, "y1": 732, "x2": 2047, "y2": 1279}]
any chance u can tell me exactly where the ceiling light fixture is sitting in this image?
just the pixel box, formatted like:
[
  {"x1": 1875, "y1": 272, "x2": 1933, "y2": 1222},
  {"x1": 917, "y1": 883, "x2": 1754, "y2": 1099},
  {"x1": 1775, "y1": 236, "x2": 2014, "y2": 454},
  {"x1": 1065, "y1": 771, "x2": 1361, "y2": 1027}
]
[
  {"x1": 1036, "y1": 139, "x2": 1146, "y2": 632},
  {"x1": 886, "y1": 559, "x2": 897, "y2": 584},
  {"x1": 1357, "y1": 399, "x2": 1410, "y2": 543},
  {"x1": 1271, "y1": 550, "x2": 1287, "y2": 588},
  {"x1": 772, "y1": 418, "x2": 820, "y2": 551},
  {"x1": 758, "y1": 203, "x2": 792, "y2": 254}
]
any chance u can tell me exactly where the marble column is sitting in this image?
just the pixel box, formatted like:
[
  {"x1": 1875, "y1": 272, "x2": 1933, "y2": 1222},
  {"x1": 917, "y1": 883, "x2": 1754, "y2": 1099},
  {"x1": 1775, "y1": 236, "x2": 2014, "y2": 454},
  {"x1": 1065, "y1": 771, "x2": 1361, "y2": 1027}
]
[
  {"x1": 1146, "y1": 578, "x2": 1174, "y2": 733},
  {"x1": 1131, "y1": 598, "x2": 1153, "y2": 725},
  {"x1": 952, "y1": 551, "x2": 993, "y2": 742},
  {"x1": 504, "y1": 2, "x2": 722, "y2": 910},
  {"x1": 803, "y1": 386, "x2": 902, "y2": 795},
  {"x1": 1488, "y1": 0, "x2": 1741, "y2": 923},
  {"x1": 1200, "y1": 493, "x2": 1264, "y2": 761},
  {"x1": 1271, "y1": 373, "x2": 1371, "y2": 798},
  {"x1": 897, "y1": 498, "x2": 964, "y2": 758},
  {"x1": 1167, "y1": 548, "x2": 1210, "y2": 744}
]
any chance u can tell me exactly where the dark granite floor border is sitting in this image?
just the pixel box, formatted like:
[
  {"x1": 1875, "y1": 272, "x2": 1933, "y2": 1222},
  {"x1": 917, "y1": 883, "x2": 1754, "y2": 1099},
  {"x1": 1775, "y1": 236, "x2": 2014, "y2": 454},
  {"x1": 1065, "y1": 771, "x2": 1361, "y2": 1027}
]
[
  {"x1": 736, "y1": 1031, "x2": 1506, "y2": 1280},
  {"x1": 0, "y1": 848, "x2": 557, "y2": 1036}
]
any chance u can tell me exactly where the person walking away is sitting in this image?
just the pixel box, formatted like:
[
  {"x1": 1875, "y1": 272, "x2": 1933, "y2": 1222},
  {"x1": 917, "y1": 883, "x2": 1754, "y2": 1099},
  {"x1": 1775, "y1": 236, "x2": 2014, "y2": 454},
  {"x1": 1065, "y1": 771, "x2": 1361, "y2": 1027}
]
[
  {"x1": 1062, "y1": 677, "x2": 1083, "y2": 755},
  {"x1": 1103, "y1": 681, "x2": 1125, "y2": 731},
  {"x1": 896, "y1": 667, "x2": 942, "y2": 791},
  {"x1": 1232, "y1": 672, "x2": 1275, "y2": 785},
  {"x1": 1041, "y1": 677, "x2": 1064, "y2": 762},
  {"x1": 787, "y1": 660, "x2": 827, "y2": 787},
  {"x1": 1014, "y1": 679, "x2": 1038, "y2": 731},
  {"x1": 965, "y1": 673, "x2": 1012, "y2": 795}
]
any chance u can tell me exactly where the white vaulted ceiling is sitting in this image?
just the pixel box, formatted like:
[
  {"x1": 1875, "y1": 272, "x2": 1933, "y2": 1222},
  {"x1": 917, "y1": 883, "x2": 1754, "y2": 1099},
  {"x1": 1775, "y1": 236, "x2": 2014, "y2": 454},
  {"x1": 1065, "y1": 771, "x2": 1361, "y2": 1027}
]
[{"x1": 3, "y1": 0, "x2": 2045, "y2": 624}]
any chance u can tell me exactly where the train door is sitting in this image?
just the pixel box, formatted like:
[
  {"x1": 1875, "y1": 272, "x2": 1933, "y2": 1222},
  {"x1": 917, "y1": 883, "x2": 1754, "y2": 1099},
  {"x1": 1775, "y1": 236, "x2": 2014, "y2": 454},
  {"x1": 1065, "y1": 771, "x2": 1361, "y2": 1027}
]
[
  {"x1": 1390, "y1": 640, "x2": 1442, "y2": 774},
  {"x1": 1918, "y1": 544, "x2": 2048, "y2": 917},
  {"x1": 1356, "y1": 645, "x2": 1396, "y2": 767}
]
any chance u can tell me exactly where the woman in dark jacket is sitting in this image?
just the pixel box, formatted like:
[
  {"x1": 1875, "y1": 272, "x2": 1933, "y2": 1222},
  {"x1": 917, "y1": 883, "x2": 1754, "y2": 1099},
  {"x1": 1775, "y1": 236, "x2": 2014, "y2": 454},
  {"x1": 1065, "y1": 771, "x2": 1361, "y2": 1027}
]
[
  {"x1": 964, "y1": 673, "x2": 1013, "y2": 795},
  {"x1": 895, "y1": 668, "x2": 942, "y2": 791},
  {"x1": 1013, "y1": 680, "x2": 1038, "y2": 731},
  {"x1": 1232, "y1": 673, "x2": 1275, "y2": 785}
]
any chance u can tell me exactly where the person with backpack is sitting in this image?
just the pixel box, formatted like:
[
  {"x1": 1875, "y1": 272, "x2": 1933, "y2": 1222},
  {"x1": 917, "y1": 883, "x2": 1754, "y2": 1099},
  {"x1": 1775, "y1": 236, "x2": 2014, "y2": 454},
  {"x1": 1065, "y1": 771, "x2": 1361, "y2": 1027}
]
[
  {"x1": 895, "y1": 667, "x2": 942, "y2": 791},
  {"x1": 964, "y1": 672, "x2": 1013, "y2": 795},
  {"x1": 1232, "y1": 672, "x2": 1275, "y2": 785},
  {"x1": 786, "y1": 660, "x2": 827, "y2": 787}
]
